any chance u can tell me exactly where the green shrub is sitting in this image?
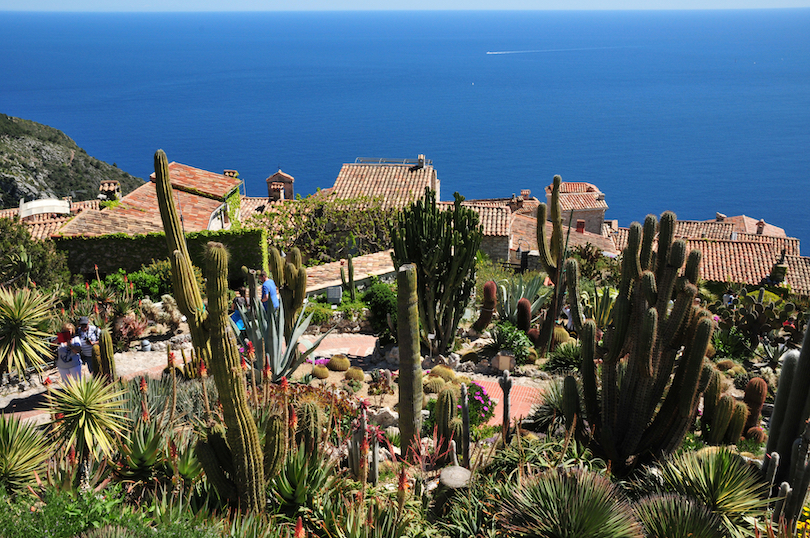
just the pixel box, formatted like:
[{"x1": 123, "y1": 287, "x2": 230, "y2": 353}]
[
  {"x1": 544, "y1": 340, "x2": 583, "y2": 373},
  {"x1": 363, "y1": 280, "x2": 397, "y2": 343},
  {"x1": 304, "y1": 300, "x2": 334, "y2": 326},
  {"x1": 485, "y1": 322, "x2": 534, "y2": 365}
]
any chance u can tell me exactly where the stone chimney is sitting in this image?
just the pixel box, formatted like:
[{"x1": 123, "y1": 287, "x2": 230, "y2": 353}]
[
  {"x1": 98, "y1": 180, "x2": 121, "y2": 201},
  {"x1": 716, "y1": 212, "x2": 726, "y2": 222},
  {"x1": 266, "y1": 170, "x2": 294, "y2": 200},
  {"x1": 576, "y1": 220, "x2": 586, "y2": 233},
  {"x1": 223, "y1": 170, "x2": 239, "y2": 178},
  {"x1": 756, "y1": 219, "x2": 766, "y2": 235},
  {"x1": 520, "y1": 189, "x2": 531, "y2": 199}
]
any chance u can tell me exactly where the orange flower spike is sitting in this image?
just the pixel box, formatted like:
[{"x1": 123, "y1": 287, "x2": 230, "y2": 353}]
[
  {"x1": 294, "y1": 517, "x2": 305, "y2": 538},
  {"x1": 289, "y1": 407, "x2": 298, "y2": 431},
  {"x1": 139, "y1": 376, "x2": 148, "y2": 393},
  {"x1": 199, "y1": 361, "x2": 208, "y2": 378},
  {"x1": 246, "y1": 340, "x2": 255, "y2": 358},
  {"x1": 169, "y1": 440, "x2": 177, "y2": 460},
  {"x1": 43, "y1": 377, "x2": 52, "y2": 388},
  {"x1": 241, "y1": 357, "x2": 249, "y2": 371},
  {"x1": 280, "y1": 376, "x2": 289, "y2": 390}
]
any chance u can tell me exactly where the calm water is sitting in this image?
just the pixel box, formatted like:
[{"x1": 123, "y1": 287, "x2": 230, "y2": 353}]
[{"x1": 2, "y1": 10, "x2": 808, "y2": 253}]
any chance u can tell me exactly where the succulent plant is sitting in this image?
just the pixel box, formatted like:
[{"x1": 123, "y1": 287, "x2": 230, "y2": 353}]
[
  {"x1": 428, "y1": 364, "x2": 456, "y2": 382},
  {"x1": 424, "y1": 376, "x2": 446, "y2": 394},
  {"x1": 312, "y1": 364, "x2": 329, "y2": 379},
  {"x1": 344, "y1": 366, "x2": 365, "y2": 382},
  {"x1": 327, "y1": 354, "x2": 351, "y2": 372}
]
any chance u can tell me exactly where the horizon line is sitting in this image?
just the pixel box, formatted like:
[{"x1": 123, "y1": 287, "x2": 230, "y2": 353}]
[{"x1": 2, "y1": 6, "x2": 810, "y2": 12}]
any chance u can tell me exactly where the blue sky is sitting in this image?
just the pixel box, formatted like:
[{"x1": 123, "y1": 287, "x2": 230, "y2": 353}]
[{"x1": 3, "y1": 0, "x2": 810, "y2": 11}]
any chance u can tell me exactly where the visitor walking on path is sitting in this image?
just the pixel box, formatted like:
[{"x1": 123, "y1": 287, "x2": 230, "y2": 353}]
[
  {"x1": 56, "y1": 336, "x2": 83, "y2": 381},
  {"x1": 76, "y1": 316, "x2": 99, "y2": 374},
  {"x1": 259, "y1": 270, "x2": 279, "y2": 312}
]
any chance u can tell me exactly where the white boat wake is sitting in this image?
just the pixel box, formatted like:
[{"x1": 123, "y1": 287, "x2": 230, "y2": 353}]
[{"x1": 486, "y1": 46, "x2": 625, "y2": 55}]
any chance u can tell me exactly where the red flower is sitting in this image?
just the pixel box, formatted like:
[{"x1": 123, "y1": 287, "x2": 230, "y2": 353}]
[
  {"x1": 169, "y1": 441, "x2": 177, "y2": 460},
  {"x1": 85, "y1": 282, "x2": 90, "y2": 291},
  {"x1": 294, "y1": 517, "x2": 305, "y2": 538},
  {"x1": 245, "y1": 341, "x2": 255, "y2": 358},
  {"x1": 43, "y1": 377, "x2": 52, "y2": 387},
  {"x1": 241, "y1": 357, "x2": 249, "y2": 371},
  {"x1": 398, "y1": 467, "x2": 409, "y2": 492},
  {"x1": 139, "y1": 376, "x2": 148, "y2": 393},
  {"x1": 54, "y1": 412, "x2": 64, "y2": 420},
  {"x1": 280, "y1": 376, "x2": 289, "y2": 390},
  {"x1": 289, "y1": 408, "x2": 298, "y2": 431},
  {"x1": 199, "y1": 361, "x2": 208, "y2": 378}
]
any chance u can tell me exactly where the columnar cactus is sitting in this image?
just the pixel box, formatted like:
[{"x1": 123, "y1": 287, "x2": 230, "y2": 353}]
[
  {"x1": 743, "y1": 377, "x2": 768, "y2": 432},
  {"x1": 397, "y1": 264, "x2": 423, "y2": 462},
  {"x1": 390, "y1": 188, "x2": 482, "y2": 355},
  {"x1": 97, "y1": 328, "x2": 116, "y2": 383},
  {"x1": 153, "y1": 150, "x2": 211, "y2": 368},
  {"x1": 460, "y1": 383, "x2": 471, "y2": 468},
  {"x1": 204, "y1": 242, "x2": 265, "y2": 513},
  {"x1": 574, "y1": 211, "x2": 714, "y2": 473},
  {"x1": 516, "y1": 298, "x2": 532, "y2": 333},
  {"x1": 499, "y1": 370, "x2": 513, "y2": 443},
  {"x1": 340, "y1": 254, "x2": 356, "y2": 302},
  {"x1": 723, "y1": 401, "x2": 749, "y2": 445},
  {"x1": 535, "y1": 175, "x2": 567, "y2": 353},
  {"x1": 263, "y1": 414, "x2": 287, "y2": 480},
  {"x1": 268, "y1": 246, "x2": 307, "y2": 341},
  {"x1": 436, "y1": 387, "x2": 458, "y2": 456},
  {"x1": 472, "y1": 280, "x2": 497, "y2": 333},
  {"x1": 295, "y1": 400, "x2": 323, "y2": 451}
]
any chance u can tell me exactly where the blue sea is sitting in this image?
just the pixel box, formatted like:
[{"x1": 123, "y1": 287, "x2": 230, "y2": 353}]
[{"x1": 2, "y1": 10, "x2": 809, "y2": 254}]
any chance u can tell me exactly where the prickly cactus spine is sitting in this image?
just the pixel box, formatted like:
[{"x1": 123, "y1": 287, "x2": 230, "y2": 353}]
[{"x1": 263, "y1": 414, "x2": 287, "y2": 480}]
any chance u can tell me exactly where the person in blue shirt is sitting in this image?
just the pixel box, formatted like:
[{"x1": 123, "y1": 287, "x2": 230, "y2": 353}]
[{"x1": 259, "y1": 270, "x2": 279, "y2": 312}]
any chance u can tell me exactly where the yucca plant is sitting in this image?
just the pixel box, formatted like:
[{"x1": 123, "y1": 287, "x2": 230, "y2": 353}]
[
  {"x1": 439, "y1": 477, "x2": 500, "y2": 538},
  {"x1": 659, "y1": 448, "x2": 770, "y2": 538},
  {"x1": 45, "y1": 376, "x2": 129, "y2": 484},
  {"x1": 543, "y1": 340, "x2": 583, "y2": 373},
  {"x1": 634, "y1": 493, "x2": 726, "y2": 538},
  {"x1": 0, "y1": 413, "x2": 51, "y2": 493},
  {"x1": 0, "y1": 286, "x2": 54, "y2": 376},
  {"x1": 499, "y1": 467, "x2": 643, "y2": 537}
]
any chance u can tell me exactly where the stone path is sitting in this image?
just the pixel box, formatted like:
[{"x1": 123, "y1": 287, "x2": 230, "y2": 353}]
[{"x1": 1, "y1": 332, "x2": 543, "y2": 429}]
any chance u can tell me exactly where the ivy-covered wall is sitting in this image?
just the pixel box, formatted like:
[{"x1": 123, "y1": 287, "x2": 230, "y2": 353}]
[{"x1": 55, "y1": 228, "x2": 268, "y2": 280}]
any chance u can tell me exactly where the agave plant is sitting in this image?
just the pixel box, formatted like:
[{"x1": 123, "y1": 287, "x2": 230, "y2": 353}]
[
  {"x1": 634, "y1": 493, "x2": 726, "y2": 538},
  {"x1": 0, "y1": 413, "x2": 51, "y2": 492},
  {"x1": 45, "y1": 376, "x2": 130, "y2": 469},
  {"x1": 0, "y1": 286, "x2": 54, "y2": 376},
  {"x1": 271, "y1": 441, "x2": 335, "y2": 514},
  {"x1": 659, "y1": 448, "x2": 770, "y2": 538},
  {"x1": 235, "y1": 296, "x2": 334, "y2": 383},
  {"x1": 321, "y1": 493, "x2": 415, "y2": 538},
  {"x1": 498, "y1": 467, "x2": 644, "y2": 537},
  {"x1": 496, "y1": 274, "x2": 552, "y2": 326}
]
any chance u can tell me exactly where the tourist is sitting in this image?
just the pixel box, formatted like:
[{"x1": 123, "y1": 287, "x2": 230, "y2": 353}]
[
  {"x1": 259, "y1": 270, "x2": 279, "y2": 312},
  {"x1": 76, "y1": 316, "x2": 100, "y2": 373},
  {"x1": 56, "y1": 336, "x2": 83, "y2": 381}
]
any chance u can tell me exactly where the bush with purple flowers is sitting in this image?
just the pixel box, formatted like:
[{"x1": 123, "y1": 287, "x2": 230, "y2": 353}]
[{"x1": 465, "y1": 382, "x2": 495, "y2": 427}]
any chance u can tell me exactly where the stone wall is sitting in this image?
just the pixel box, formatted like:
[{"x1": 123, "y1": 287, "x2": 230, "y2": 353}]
[
  {"x1": 561, "y1": 208, "x2": 605, "y2": 235},
  {"x1": 480, "y1": 235, "x2": 510, "y2": 261}
]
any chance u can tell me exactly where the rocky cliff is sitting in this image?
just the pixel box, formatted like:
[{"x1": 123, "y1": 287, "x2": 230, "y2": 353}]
[{"x1": 0, "y1": 114, "x2": 143, "y2": 208}]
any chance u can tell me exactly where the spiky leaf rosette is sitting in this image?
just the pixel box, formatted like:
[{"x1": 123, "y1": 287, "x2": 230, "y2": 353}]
[
  {"x1": 659, "y1": 448, "x2": 769, "y2": 538},
  {"x1": 0, "y1": 413, "x2": 50, "y2": 492},
  {"x1": 0, "y1": 287, "x2": 54, "y2": 375},
  {"x1": 634, "y1": 493, "x2": 726, "y2": 538},
  {"x1": 45, "y1": 375, "x2": 129, "y2": 462},
  {"x1": 499, "y1": 467, "x2": 644, "y2": 537}
]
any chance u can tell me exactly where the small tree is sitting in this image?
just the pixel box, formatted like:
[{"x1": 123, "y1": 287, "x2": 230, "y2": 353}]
[{"x1": 390, "y1": 188, "x2": 482, "y2": 355}]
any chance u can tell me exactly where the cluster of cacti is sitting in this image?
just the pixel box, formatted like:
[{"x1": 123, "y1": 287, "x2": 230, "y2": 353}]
[
  {"x1": 327, "y1": 354, "x2": 351, "y2": 371},
  {"x1": 424, "y1": 376, "x2": 446, "y2": 394},
  {"x1": 472, "y1": 280, "x2": 497, "y2": 332},
  {"x1": 340, "y1": 254, "x2": 356, "y2": 302},
  {"x1": 572, "y1": 211, "x2": 715, "y2": 473},
  {"x1": 97, "y1": 328, "x2": 116, "y2": 383},
  {"x1": 397, "y1": 264, "x2": 423, "y2": 462},
  {"x1": 711, "y1": 288, "x2": 805, "y2": 349},
  {"x1": 428, "y1": 364, "x2": 456, "y2": 382},
  {"x1": 390, "y1": 188, "x2": 482, "y2": 355},
  {"x1": 344, "y1": 366, "x2": 365, "y2": 383},
  {"x1": 153, "y1": 151, "x2": 264, "y2": 513},
  {"x1": 702, "y1": 367, "x2": 749, "y2": 446},
  {"x1": 347, "y1": 409, "x2": 379, "y2": 485},
  {"x1": 762, "y1": 337, "x2": 810, "y2": 528},
  {"x1": 268, "y1": 246, "x2": 307, "y2": 341}
]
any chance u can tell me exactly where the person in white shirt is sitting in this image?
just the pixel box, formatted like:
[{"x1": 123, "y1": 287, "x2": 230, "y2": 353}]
[{"x1": 56, "y1": 336, "x2": 83, "y2": 381}]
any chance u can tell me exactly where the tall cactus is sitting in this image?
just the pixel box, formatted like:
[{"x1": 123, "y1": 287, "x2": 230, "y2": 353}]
[
  {"x1": 397, "y1": 264, "x2": 423, "y2": 462},
  {"x1": 573, "y1": 211, "x2": 713, "y2": 473},
  {"x1": 472, "y1": 280, "x2": 497, "y2": 333},
  {"x1": 268, "y1": 246, "x2": 307, "y2": 342},
  {"x1": 391, "y1": 188, "x2": 482, "y2": 355},
  {"x1": 340, "y1": 254, "x2": 356, "y2": 302},
  {"x1": 436, "y1": 387, "x2": 458, "y2": 464},
  {"x1": 153, "y1": 149, "x2": 211, "y2": 368},
  {"x1": 204, "y1": 242, "x2": 264, "y2": 513},
  {"x1": 97, "y1": 328, "x2": 116, "y2": 383}
]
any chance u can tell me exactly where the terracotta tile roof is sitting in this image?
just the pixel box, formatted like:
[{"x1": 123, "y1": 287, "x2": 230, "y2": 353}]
[
  {"x1": 711, "y1": 215, "x2": 787, "y2": 237},
  {"x1": 674, "y1": 220, "x2": 735, "y2": 240},
  {"x1": 240, "y1": 196, "x2": 275, "y2": 217},
  {"x1": 785, "y1": 255, "x2": 810, "y2": 297},
  {"x1": 686, "y1": 239, "x2": 777, "y2": 286},
  {"x1": 148, "y1": 162, "x2": 241, "y2": 201},
  {"x1": 510, "y1": 214, "x2": 619, "y2": 256},
  {"x1": 547, "y1": 182, "x2": 600, "y2": 194},
  {"x1": 437, "y1": 201, "x2": 511, "y2": 237},
  {"x1": 305, "y1": 250, "x2": 396, "y2": 294},
  {"x1": 544, "y1": 182, "x2": 608, "y2": 212},
  {"x1": 58, "y1": 182, "x2": 224, "y2": 237},
  {"x1": 0, "y1": 199, "x2": 103, "y2": 239},
  {"x1": 330, "y1": 161, "x2": 438, "y2": 209},
  {"x1": 736, "y1": 233, "x2": 800, "y2": 257}
]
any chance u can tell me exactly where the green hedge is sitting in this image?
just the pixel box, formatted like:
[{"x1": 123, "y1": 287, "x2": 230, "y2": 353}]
[{"x1": 54, "y1": 227, "x2": 268, "y2": 279}]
